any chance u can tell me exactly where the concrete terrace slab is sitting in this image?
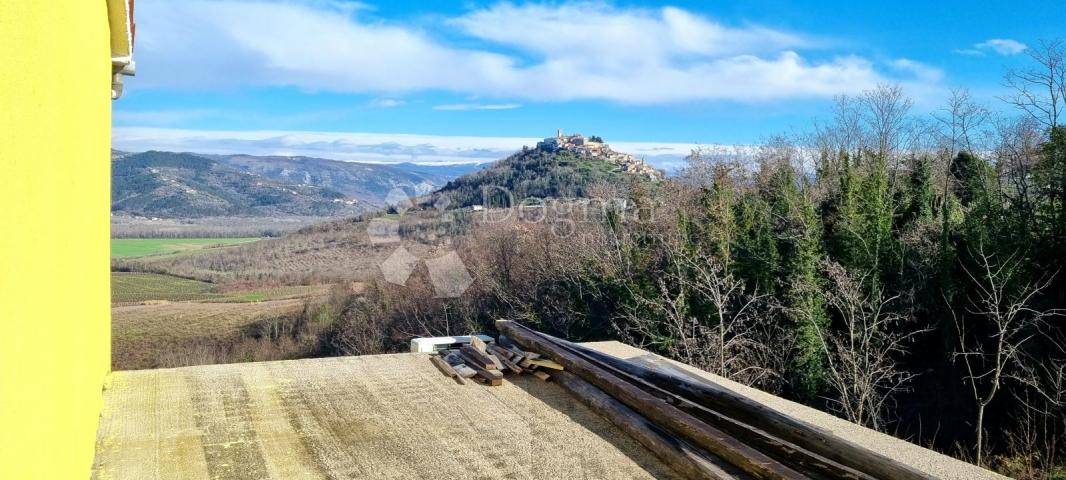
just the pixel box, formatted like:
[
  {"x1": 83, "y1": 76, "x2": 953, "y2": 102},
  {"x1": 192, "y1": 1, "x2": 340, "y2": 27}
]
[
  {"x1": 92, "y1": 349, "x2": 676, "y2": 479},
  {"x1": 92, "y1": 342, "x2": 1006, "y2": 479}
]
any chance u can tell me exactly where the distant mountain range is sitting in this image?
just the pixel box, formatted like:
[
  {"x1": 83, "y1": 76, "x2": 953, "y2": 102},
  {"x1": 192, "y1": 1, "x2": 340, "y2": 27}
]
[
  {"x1": 111, "y1": 150, "x2": 488, "y2": 218},
  {"x1": 210, "y1": 154, "x2": 487, "y2": 203}
]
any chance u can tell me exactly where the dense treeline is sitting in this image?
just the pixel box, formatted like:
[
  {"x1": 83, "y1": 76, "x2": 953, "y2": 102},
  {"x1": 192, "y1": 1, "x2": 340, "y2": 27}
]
[{"x1": 328, "y1": 41, "x2": 1066, "y2": 477}]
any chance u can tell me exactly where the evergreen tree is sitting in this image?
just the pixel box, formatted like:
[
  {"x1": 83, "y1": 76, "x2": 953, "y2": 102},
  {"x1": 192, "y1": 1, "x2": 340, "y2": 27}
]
[
  {"x1": 905, "y1": 156, "x2": 935, "y2": 224},
  {"x1": 700, "y1": 166, "x2": 737, "y2": 265},
  {"x1": 733, "y1": 192, "x2": 778, "y2": 293}
]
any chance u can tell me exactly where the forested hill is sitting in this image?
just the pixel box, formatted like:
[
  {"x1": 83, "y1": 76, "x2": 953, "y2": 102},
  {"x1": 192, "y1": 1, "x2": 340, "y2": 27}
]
[
  {"x1": 434, "y1": 146, "x2": 657, "y2": 208},
  {"x1": 111, "y1": 151, "x2": 362, "y2": 218}
]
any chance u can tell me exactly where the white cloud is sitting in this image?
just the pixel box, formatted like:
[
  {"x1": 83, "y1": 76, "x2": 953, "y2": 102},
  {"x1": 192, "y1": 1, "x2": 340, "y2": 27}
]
[
  {"x1": 432, "y1": 103, "x2": 521, "y2": 111},
  {"x1": 977, "y1": 39, "x2": 1028, "y2": 55},
  {"x1": 888, "y1": 59, "x2": 943, "y2": 83},
  {"x1": 111, "y1": 127, "x2": 711, "y2": 169},
  {"x1": 131, "y1": 1, "x2": 937, "y2": 104},
  {"x1": 369, "y1": 98, "x2": 405, "y2": 108},
  {"x1": 451, "y1": 4, "x2": 809, "y2": 64},
  {"x1": 958, "y1": 38, "x2": 1028, "y2": 57}
]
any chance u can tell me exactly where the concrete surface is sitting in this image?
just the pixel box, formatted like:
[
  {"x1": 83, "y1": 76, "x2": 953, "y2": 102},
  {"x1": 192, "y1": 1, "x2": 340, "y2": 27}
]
[{"x1": 92, "y1": 350, "x2": 677, "y2": 479}]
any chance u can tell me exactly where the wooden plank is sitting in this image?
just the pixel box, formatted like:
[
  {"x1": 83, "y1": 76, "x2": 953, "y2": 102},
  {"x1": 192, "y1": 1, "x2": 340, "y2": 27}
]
[
  {"x1": 567, "y1": 343, "x2": 925, "y2": 480},
  {"x1": 490, "y1": 345, "x2": 516, "y2": 361},
  {"x1": 430, "y1": 355, "x2": 466, "y2": 385},
  {"x1": 487, "y1": 353, "x2": 505, "y2": 371},
  {"x1": 499, "y1": 355, "x2": 524, "y2": 374},
  {"x1": 453, "y1": 364, "x2": 478, "y2": 378},
  {"x1": 459, "y1": 345, "x2": 497, "y2": 370},
  {"x1": 551, "y1": 371, "x2": 736, "y2": 480},
  {"x1": 499, "y1": 320, "x2": 804, "y2": 480},
  {"x1": 464, "y1": 361, "x2": 504, "y2": 386},
  {"x1": 527, "y1": 358, "x2": 564, "y2": 370},
  {"x1": 461, "y1": 344, "x2": 504, "y2": 370},
  {"x1": 443, "y1": 351, "x2": 464, "y2": 366},
  {"x1": 532, "y1": 371, "x2": 551, "y2": 381},
  {"x1": 469, "y1": 335, "x2": 490, "y2": 353},
  {"x1": 506, "y1": 344, "x2": 541, "y2": 360},
  {"x1": 489, "y1": 345, "x2": 524, "y2": 373}
]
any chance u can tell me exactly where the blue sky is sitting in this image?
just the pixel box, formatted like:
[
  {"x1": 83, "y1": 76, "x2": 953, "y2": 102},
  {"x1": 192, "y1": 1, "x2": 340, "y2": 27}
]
[{"x1": 113, "y1": 0, "x2": 1062, "y2": 165}]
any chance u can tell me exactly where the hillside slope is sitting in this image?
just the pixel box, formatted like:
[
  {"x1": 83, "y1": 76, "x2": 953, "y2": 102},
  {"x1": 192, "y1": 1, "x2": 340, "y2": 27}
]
[
  {"x1": 435, "y1": 144, "x2": 660, "y2": 208},
  {"x1": 111, "y1": 151, "x2": 361, "y2": 218},
  {"x1": 215, "y1": 154, "x2": 485, "y2": 205}
]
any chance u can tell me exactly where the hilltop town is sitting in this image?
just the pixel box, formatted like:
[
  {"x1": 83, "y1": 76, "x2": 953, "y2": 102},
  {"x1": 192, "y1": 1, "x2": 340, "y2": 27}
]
[{"x1": 536, "y1": 129, "x2": 664, "y2": 179}]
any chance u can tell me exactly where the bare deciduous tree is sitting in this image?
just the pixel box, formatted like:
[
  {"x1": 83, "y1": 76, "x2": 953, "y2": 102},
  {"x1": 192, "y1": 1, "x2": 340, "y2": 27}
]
[
  {"x1": 951, "y1": 245, "x2": 1062, "y2": 465},
  {"x1": 1003, "y1": 39, "x2": 1066, "y2": 129},
  {"x1": 934, "y1": 88, "x2": 990, "y2": 158},
  {"x1": 861, "y1": 83, "x2": 914, "y2": 163},
  {"x1": 812, "y1": 260, "x2": 926, "y2": 430},
  {"x1": 616, "y1": 243, "x2": 789, "y2": 392}
]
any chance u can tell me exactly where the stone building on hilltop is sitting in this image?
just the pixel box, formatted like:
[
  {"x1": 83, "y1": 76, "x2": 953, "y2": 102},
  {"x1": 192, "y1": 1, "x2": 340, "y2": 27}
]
[{"x1": 536, "y1": 129, "x2": 664, "y2": 180}]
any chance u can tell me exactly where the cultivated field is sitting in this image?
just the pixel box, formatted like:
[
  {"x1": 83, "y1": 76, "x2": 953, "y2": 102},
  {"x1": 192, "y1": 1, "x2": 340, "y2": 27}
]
[
  {"x1": 111, "y1": 272, "x2": 326, "y2": 305},
  {"x1": 108, "y1": 211, "x2": 466, "y2": 370},
  {"x1": 111, "y1": 215, "x2": 325, "y2": 238},
  {"x1": 111, "y1": 237, "x2": 260, "y2": 258},
  {"x1": 114, "y1": 209, "x2": 472, "y2": 284},
  {"x1": 111, "y1": 299, "x2": 307, "y2": 370}
]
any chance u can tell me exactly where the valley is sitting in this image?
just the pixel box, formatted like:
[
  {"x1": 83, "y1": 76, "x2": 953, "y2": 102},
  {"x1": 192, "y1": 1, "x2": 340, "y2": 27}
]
[{"x1": 108, "y1": 138, "x2": 646, "y2": 370}]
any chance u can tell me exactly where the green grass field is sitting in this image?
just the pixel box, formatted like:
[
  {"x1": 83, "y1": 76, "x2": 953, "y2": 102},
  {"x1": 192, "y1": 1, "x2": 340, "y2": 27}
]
[
  {"x1": 111, "y1": 272, "x2": 326, "y2": 305},
  {"x1": 111, "y1": 237, "x2": 260, "y2": 258}
]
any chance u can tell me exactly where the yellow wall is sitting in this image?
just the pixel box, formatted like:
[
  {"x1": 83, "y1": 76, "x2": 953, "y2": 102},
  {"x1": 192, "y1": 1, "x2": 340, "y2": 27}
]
[{"x1": 0, "y1": 2, "x2": 113, "y2": 479}]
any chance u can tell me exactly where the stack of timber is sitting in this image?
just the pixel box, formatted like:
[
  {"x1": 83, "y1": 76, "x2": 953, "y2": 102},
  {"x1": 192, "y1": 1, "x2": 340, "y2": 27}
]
[
  {"x1": 496, "y1": 320, "x2": 939, "y2": 480},
  {"x1": 428, "y1": 335, "x2": 564, "y2": 386}
]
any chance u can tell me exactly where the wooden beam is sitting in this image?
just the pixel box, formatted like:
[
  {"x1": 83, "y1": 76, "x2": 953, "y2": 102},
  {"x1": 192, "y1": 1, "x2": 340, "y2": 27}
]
[
  {"x1": 463, "y1": 360, "x2": 503, "y2": 386},
  {"x1": 498, "y1": 320, "x2": 803, "y2": 480},
  {"x1": 453, "y1": 364, "x2": 478, "y2": 379},
  {"x1": 551, "y1": 371, "x2": 737, "y2": 480},
  {"x1": 527, "y1": 358, "x2": 565, "y2": 370},
  {"x1": 489, "y1": 345, "x2": 524, "y2": 373},
  {"x1": 430, "y1": 355, "x2": 466, "y2": 385},
  {"x1": 567, "y1": 342, "x2": 935, "y2": 480},
  {"x1": 492, "y1": 345, "x2": 515, "y2": 360},
  {"x1": 469, "y1": 335, "x2": 490, "y2": 353},
  {"x1": 558, "y1": 342, "x2": 874, "y2": 480},
  {"x1": 460, "y1": 345, "x2": 498, "y2": 370}
]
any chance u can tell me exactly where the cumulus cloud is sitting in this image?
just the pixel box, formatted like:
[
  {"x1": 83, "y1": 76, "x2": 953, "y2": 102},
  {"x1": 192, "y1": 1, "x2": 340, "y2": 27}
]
[
  {"x1": 450, "y1": 4, "x2": 809, "y2": 65},
  {"x1": 956, "y1": 38, "x2": 1028, "y2": 57},
  {"x1": 111, "y1": 127, "x2": 710, "y2": 169},
  {"x1": 132, "y1": 0, "x2": 935, "y2": 104}
]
